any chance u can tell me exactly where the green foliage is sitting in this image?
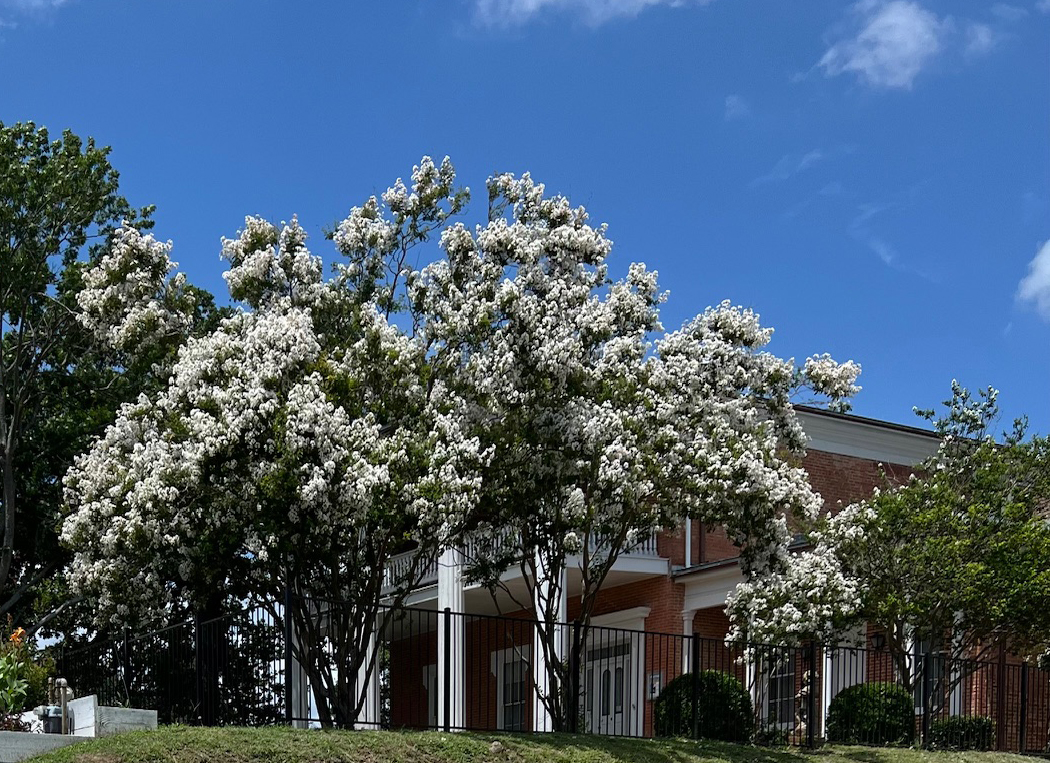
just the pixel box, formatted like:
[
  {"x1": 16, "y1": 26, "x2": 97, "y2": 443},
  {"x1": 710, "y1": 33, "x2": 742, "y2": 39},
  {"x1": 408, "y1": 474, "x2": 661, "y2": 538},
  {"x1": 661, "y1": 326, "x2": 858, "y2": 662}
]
[
  {"x1": 0, "y1": 120, "x2": 151, "y2": 628},
  {"x1": 929, "y1": 716, "x2": 996, "y2": 751},
  {"x1": 2, "y1": 617, "x2": 53, "y2": 709},
  {"x1": 0, "y1": 651, "x2": 27, "y2": 719},
  {"x1": 0, "y1": 121, "x2": 223, "y2": 635},
  {"x1": 653, "y1": 670, "x2": 754, "y2": 742},
  {"x1": 812, "y1": 384, "x2": 1050, "y2": 686},
  {"x1": 825, "y1": 682, "x2": 915, "y2": 746}
]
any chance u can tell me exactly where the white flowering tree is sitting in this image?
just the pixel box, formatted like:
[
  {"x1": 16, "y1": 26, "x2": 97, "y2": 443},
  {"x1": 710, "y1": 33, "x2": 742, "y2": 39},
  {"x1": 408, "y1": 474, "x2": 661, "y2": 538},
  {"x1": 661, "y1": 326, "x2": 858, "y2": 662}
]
[
  {"x1": 62, "y1": 159, "x2": 485, "y2": 727},
  {"x1": 413, "y1": 172, "x2": 861, "y2": 728},
  {"x1": 728, "y1": 383, "x2": 1050, "y2": 697},
  {"x1": 63, "y1": 156, "x2": 861, "y2": 729}
]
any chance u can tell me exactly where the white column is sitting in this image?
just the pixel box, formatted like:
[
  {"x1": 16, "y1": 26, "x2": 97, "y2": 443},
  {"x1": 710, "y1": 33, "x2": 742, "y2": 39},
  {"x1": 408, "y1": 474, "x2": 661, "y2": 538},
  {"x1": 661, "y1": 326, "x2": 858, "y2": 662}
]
[
  {"x1": 287, "y1": 628, "x2": 311, "y2": 728},
  {"x1": 681, "y1": 609, "x2": 697, "y2": 674},
  {"x1": 437, "y1": 547, "x2": 465, "y2": 730},
  {"x1": 356, "y1": 631, "x2": 380, "y2": 728},
  {"x1": 684, "y1": 518, "x2": 692, "y2": 568},
  {"x1": 532, "y1": 554, "x2": 568, "y2": 732}
]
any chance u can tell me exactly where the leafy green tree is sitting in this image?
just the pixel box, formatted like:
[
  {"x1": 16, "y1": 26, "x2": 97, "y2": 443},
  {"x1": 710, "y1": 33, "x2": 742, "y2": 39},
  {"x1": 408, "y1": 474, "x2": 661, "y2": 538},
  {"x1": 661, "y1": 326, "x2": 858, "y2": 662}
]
[
  {"x1": 0, "y1": 121, "x2": 219, "y2": 633},
  {"x1": 734, "y1": 383, "x2": 1050, "y2": 697}
]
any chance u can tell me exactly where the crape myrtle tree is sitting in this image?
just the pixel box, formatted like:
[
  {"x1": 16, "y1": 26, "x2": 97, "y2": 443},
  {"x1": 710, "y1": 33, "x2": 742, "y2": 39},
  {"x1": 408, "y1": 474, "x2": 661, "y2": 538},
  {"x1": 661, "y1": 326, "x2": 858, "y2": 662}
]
[
  {"x1": 62, "y1": 156, "x2": 861, "y2": 729},
  {"x1": 62, "y1": 159, "x2": 487, "y2": 727},
  {"x1": 415, "y1": 173, "x2": 862, "y2": 729},
  {"x1": 728, "y1": 382, "x2": 1050, "y2": 700},
  {"x1": 0, "y1": 122, "x2": 217, "y2": 633}
]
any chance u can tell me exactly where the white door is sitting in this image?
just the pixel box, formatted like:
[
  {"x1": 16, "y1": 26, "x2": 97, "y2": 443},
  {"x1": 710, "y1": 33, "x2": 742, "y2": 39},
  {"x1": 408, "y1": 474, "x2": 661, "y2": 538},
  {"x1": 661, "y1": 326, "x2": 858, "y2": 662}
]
[{"x1": 586, "y1": 651, "x2": 629, "y2": 735}]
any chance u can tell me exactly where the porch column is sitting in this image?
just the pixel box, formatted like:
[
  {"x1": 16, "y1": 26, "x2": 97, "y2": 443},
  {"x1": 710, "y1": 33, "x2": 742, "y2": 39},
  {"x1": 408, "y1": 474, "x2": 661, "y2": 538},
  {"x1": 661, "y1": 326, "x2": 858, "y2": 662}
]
[
  {"x1": 533, "y1": 554, "x2": 568, "y2": 732},
  {"x1": 355, "y1": 630, "x2": 380, "y2": 728},
  {"x1": 437, "y1": 547, "x2": 465, "y2": 730},
  {"x1": 681, "y1": 609, "x2": 697, "y2": 674},
  {"x1": 287, "y1": 625, "x2": 311, "y2": 728}
]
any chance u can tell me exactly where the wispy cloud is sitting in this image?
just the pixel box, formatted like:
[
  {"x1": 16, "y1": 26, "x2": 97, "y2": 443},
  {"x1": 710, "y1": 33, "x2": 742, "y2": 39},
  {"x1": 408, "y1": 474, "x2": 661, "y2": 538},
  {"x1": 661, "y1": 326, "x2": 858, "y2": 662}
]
[
  {"x1": 964, "y1": 22, "x2": 999, "y2": 56},
  {"x1": 1017, "y1": 240, "x2": 1050, "y2": 320},
  {"x1": 750, "y1": 149, "x2": 824, "y2": 187},
  {"x1": 1038, "y1": 0, "x2": 1050, "y2": 14},
  {"x1": 0, "y1": 0, "x2": 69, "y2": 27},
  {"x1": 0, "y1": 0, "x2": 68, "y2": 11},
  {"x1": 473, "y1": 0, "x2": 713, "y2": 26},
  {"x1": 990, "y1": 3, "x2": 1028, "y2": 22},
  {"x1": 846, "y1": 196, "x2": 938, "y2": 281},
  {"x1": 819, "y1": 1, "x2": 948, "y2": 89},
  {"x1": 723, "y1": 94, "x2": 750, "y2": 121}
]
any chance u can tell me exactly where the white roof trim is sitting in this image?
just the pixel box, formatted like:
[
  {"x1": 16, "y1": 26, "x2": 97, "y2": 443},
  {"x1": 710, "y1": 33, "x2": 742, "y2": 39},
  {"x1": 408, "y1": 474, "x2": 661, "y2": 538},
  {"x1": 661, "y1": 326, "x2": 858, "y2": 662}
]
[{"x1": 797, "y1": 409, "x2": 939, "y2": 466}]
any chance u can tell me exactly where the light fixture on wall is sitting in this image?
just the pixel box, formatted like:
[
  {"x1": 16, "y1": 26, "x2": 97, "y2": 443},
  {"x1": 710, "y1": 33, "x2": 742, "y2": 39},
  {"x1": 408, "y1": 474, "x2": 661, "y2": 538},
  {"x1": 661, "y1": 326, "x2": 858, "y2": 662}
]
[{"x1": 870, "y1": 632, "x2": 886, "y2": 651}]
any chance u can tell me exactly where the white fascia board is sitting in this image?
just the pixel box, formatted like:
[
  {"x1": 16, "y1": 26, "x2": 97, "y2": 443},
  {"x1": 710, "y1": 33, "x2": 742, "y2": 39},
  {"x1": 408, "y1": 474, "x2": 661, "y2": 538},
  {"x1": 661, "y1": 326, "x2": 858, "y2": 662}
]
[
  {"x1": 681, "y1": 564, "x2": 744, "y2": 612},
  {"x1": 797, "y1": 409, "x2": 939, "y2": 466}
]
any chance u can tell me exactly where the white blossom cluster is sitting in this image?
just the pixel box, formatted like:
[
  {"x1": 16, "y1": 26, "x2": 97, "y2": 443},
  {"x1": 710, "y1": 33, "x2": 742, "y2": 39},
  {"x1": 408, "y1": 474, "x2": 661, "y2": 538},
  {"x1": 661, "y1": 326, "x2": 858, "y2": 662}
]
[
  {"x1": 76, "y1": 224, "x2": 194, "y2": 353},
  {"x1": 221, "y1": 216, "x2": 326, "y2": 310},
  {"x1": 725, "y1": 501, "x2": 875, "y2": 644}
]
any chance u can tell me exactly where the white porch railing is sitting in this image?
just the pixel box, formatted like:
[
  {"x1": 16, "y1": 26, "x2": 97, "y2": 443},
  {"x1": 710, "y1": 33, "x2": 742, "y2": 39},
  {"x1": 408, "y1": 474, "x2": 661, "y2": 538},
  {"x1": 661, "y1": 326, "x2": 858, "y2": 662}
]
[{"x1": 381, "y1": 530, "x2": 661, "y2": 594}]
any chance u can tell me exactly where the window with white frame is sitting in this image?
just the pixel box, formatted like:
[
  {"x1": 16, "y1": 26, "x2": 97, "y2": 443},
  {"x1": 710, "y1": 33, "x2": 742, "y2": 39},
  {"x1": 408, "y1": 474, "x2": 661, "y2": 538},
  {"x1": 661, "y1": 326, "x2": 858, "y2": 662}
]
[
  {"x1": 766, "y1": 651, "x2": 796, "y2": 726},
  {"x1": 491, "y1": 645, "x2": 530, "y2": 731}
]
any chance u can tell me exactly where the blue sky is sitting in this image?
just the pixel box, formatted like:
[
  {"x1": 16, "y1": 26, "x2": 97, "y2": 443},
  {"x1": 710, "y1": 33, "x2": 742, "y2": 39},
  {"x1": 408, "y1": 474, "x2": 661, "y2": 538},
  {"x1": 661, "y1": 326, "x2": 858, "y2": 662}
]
[{"x1": 2, "y1": 0, "x2": 1047, "y2": 432}]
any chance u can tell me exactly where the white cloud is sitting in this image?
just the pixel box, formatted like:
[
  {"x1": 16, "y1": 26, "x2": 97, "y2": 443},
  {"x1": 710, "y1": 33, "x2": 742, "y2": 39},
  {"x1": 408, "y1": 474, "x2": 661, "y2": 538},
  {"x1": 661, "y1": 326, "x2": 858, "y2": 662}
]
[
  {"x1": 990, "y1": 4, "x2": 1028, "y2": 22},
  {"x1": 474, "y1": 0, "x2": 712, "y2": 26},
  {"x1": 0, "y1": 0, "x2": 68, "y2": 9},
  {"x1": 965, "y1": 22, "x2": 999, "y2": 56},
  {"x1": 1017, "y1": 240, "x2": 1050, "y2": 320},
  {"x1": 724, "y1": 94, "x2": 749, "y2": 121},
  {"x1": 750, "y1": 149, "x2": 824, "y2": 186},
  {"x1": 819, "y1": 1, "x2": 948, "y2": 89}
]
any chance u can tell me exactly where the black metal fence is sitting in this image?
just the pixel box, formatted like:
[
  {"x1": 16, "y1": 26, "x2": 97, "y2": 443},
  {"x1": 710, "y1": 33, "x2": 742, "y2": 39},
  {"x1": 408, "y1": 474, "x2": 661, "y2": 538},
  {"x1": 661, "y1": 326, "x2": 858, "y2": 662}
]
[{"x1": 57, "y1": 598, "x2": 1050, "y2": 753}]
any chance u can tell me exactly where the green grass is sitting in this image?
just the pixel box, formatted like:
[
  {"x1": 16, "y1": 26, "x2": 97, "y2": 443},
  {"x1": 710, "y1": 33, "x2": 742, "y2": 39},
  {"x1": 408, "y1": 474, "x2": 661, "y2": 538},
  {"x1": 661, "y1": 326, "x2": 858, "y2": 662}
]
[{"x1": 23, "y1": 728, "x2": 1047, "y2": 763}]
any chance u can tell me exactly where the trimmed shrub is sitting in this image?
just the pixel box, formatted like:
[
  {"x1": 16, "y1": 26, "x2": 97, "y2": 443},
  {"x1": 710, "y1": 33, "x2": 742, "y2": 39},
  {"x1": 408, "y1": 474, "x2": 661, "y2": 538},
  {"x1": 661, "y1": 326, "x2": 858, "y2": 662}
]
[
  {"x1": 653, "y1": 670, "x2": 754, "y2": 742},
  {"x1": 826, "y1": 682, "x2": 915, "y2": 746},
  {"x1": 930, "y1": 716, "x2": 995, "y2": 750}
]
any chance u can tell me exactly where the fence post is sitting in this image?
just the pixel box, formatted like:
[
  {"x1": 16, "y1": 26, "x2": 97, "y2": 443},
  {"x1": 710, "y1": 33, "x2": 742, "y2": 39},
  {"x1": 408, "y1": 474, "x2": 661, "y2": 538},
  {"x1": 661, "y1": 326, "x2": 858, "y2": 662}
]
[
  {"x1": 569, "y1": 620, "x2": 581, "y2": 734},
  {"x1": 1019, "y1": 663, "x2": 1029, "y2": 752},
  {"x1": 283, "y1": 583, "x2": 294, "y2": 725},
  {"x1": 807, "y1": 641, "x2": 818, "y2": 749},
  {"x1": 443, "y1": 607, "x2": 452, "y2": 733},
  {"x1": 920, "y1": 652, "x2": 932, "y2": 748},
  {"x1": 122, "y1": 629, "x2": 131, "y2": 706},
  {"x1": 690, "y1": 633, "x2": 700, "y2": 739}
]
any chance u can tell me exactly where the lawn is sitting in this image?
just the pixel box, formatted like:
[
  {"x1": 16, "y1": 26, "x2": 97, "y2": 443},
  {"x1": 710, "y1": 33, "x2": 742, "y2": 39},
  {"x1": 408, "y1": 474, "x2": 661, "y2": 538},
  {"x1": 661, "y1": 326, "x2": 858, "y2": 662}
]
[{"x1": 24, "y1": 728, "x2": 1047, "y2": 763}]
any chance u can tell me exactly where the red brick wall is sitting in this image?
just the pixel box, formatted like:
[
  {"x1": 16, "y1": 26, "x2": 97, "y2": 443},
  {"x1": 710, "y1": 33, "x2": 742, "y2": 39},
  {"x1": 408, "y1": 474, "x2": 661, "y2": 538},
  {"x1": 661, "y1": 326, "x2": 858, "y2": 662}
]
[{"x1": 803, "y1": 450, "x2": 914, "y2": 514}]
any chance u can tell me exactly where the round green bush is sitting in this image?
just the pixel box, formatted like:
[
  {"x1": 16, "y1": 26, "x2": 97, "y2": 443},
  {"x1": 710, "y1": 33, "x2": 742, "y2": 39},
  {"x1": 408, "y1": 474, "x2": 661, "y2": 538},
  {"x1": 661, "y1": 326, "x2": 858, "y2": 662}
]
[
  {"x1": 930, "y1": 716, "x2": 995, "y2": 750},
  {"x1": 826, "y1": 682, "x2": 915, "y2": 745},
  {"x1": 653, "y1": 670, "x2": 754, "y2": 742}
]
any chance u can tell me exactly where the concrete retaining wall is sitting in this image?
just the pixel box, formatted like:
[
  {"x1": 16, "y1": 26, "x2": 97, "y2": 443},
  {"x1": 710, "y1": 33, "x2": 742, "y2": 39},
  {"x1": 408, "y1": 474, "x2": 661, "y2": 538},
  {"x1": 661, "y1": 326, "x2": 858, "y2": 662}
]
[{"x1": 0, "y1": 731, "x2": 81, "y2": 763}]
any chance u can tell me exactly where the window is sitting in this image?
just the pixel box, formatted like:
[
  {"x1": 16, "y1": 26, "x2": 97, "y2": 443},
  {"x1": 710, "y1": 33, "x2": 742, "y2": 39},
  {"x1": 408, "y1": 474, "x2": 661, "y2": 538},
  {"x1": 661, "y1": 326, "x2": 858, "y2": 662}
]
[
  {"x1": 503, "y1": 657, "x2": 527, "y2": 731},
  {"x1": 912, "y1": 638, "x2": 945, "y2": 713},
  {"x1": 767, "y1": 652, "x2": 796, "y2": 726},
  {"x1": 491, "y1": 645, "x2": 531, "y2": 731}
]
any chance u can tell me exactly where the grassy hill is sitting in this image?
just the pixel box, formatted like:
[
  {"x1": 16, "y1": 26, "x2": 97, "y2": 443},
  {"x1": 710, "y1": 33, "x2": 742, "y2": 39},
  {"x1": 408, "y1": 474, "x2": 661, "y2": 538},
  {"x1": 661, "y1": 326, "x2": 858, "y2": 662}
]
[{"x1": 25, "y1": 727, "x2": 1048, "y2": 763}]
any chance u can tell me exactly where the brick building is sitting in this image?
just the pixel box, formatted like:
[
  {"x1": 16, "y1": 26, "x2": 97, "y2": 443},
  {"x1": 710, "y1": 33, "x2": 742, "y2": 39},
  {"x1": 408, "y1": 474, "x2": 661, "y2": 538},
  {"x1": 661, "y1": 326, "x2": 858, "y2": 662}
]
[{"x1": 363, "y1": 407, "x2": 1047, "y2": 749}]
